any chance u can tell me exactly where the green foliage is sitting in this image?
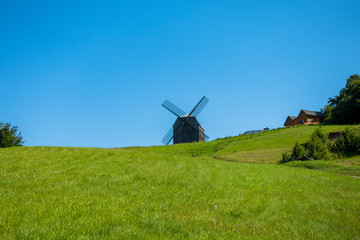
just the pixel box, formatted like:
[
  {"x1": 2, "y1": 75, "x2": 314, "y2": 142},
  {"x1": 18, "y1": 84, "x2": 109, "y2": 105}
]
[
  {"x1": 305, "y1": 128, "x2": 330, "y2": 160},
  {"x1": 280, "y1": 151, "x2": 292, "y2": 163},
  {"x1": 281, "y1": 128, "x2": 330, "y2": 163},
  {"x1": 323, "y1": 74, "x2": 360, "y2": 124},
  {"x1": 292, "y1": 142, "x2": 306, "y2": 157},
  {"x1": 282, "y1": 127, "x2": 360, "y2": 164},
  {"x1": 330, "y1": 127, "x2": 360, "y2": 156},
  {"x1": 0, "y1": 122, "x2": 24, "y2": 148},
  {"x1": 280, "y1": 143, "x2": 309, "y2": 163}
]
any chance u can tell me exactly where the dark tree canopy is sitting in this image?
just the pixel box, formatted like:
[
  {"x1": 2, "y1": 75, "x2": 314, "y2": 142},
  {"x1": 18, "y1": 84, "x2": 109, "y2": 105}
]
[
  {"x1": 0, "y1": 122, "x2": 24, "y2": 148},
  {"x1": 323, "y1": 74, "x2": 360, "y2": 124}
]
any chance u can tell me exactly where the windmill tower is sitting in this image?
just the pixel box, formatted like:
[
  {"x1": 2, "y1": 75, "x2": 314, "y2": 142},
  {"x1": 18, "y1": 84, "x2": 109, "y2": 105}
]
[{"x1": 161, "y1": 96, "x2": 209, "y2": 145}]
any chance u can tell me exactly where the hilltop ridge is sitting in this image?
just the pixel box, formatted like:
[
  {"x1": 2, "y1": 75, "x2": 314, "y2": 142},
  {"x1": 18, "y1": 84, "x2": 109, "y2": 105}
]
[{"x1": 130, "y1": 125, "x2": 352, "y2": 163}]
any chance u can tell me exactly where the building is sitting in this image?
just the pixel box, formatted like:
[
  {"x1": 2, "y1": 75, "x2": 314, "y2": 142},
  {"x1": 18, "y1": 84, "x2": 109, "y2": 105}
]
[
  {"x1": 243, "y1": 127, "x2": 270, "y2": 135},
  {"x1": 284, "y1": 109, "x2": 325, "y2": 127},
  {"x1": 243, "y1": 130, "x2": 262, "y2": 135},
  {"x1": 284, "y1": 116, "x2": 297, "y2": 127},
  {"x1": 173, "y1": 115, "x2": 205, "y2": 144}
]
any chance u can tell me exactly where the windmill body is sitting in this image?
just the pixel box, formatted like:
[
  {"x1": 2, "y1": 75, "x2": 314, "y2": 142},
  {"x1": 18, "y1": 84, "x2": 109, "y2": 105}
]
[
  {"x1": 161, "y1": 96, "x2": 209, "y2": 145},
  {"x1": 173, "y1": 115, "x2": 205, "y2": 144}
]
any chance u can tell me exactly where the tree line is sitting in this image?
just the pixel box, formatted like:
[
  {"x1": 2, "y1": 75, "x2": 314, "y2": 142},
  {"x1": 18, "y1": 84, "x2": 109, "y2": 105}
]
[{"x1": 322, "y1": 74, "x2": 360, "y2": 124}]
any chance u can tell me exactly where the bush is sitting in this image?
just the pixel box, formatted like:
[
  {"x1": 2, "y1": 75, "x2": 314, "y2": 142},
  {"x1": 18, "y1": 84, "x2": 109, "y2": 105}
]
[
  {"x1": 292, "y1": 142, "x2": 306, "y2": 158},
  {"x1": 280, "y1": 151, "x2": 292, "y2": 163},
  {"x1": 0, "y1": 122, "x2": 24, "y2": 148},
  {"x1": 331, "y1": 127, "x2": 360, "y2": 156},
  {"x1": 305, "y1": 128, "x2": 330, "y2": 160},
  {"x1": 280, "y1": 128, "x2": 330, "y2": 163},
  {"x1": 281, "y1": 127, "x2": 360, "y2": 163},
  {"x1": 280, "y1": 143, "x2": 313, "y2": 163}
]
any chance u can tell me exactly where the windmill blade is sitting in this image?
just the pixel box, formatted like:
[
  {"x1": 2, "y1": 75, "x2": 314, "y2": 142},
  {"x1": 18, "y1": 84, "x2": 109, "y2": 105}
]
[
  {"x1": 189, "y1": 96, "x2": 209, "y2": 117},
  {"x1": 192, "y1": 97, "x2": 209, "y2": 117},
  {"x1": 161, "y1": 127, "x2": 174, "y2": 145},
  {"x1": 162, "y1": 99, "x2": 186, "y2": 117}
]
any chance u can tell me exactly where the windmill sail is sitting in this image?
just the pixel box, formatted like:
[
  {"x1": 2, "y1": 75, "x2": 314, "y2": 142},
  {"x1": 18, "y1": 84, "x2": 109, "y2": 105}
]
[
  {"x1": 161, "y1": 127, "x2": 174, "y2": 145},
  {"x1": 162, "y1": 100, "x2": 186, "y2": 117},
  {"x1": 161, "y1": 96, "x2": 209, "y2": 145},
  {"x1": 189, "y1": 96, "x2": 209, "y2": 117}
]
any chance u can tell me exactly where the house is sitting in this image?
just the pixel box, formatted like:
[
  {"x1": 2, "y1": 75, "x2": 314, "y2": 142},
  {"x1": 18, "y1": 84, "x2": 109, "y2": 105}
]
[
  {"x1": 243, "y1": 127, "x2": 270, "y2": 135},
  {"x1": 284, "y1": 109, "x2": 325, "y2": 127},
  {"x1": 284, "y1": 116, "x2": 297, "y2": 126},
  {"x1": 243, "y1": 130, "x2": 262, "y2": 135}
]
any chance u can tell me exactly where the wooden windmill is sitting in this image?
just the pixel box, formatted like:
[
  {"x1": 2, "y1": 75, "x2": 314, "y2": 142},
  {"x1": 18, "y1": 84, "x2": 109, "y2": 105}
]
[{"x1": 161, "y1": 96, "x2": 209, "y2": 145}]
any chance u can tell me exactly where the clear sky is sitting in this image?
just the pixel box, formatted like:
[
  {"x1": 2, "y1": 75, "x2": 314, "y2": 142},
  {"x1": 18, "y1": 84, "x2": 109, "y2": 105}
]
[{"x1": 1, "y1": 0, "x2": 359, "y2": 147}]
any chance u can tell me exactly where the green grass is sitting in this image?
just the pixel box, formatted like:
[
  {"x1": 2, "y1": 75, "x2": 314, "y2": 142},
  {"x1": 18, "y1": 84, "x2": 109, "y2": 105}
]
[
  {"x1": 130, "y1": 125, "x2": 351, "y2": 163},
  {"x1": 285, "y1": 156, "x2": 360, "y2": 177},
  {"x1": 0, "y1": 125, "x2": 360, "y2": 239}
]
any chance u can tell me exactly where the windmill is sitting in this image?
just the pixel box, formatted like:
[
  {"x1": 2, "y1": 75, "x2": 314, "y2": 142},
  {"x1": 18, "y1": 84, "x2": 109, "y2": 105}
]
[{"x1": 161, "y1": 96, "x2": 209, "y2": 145}]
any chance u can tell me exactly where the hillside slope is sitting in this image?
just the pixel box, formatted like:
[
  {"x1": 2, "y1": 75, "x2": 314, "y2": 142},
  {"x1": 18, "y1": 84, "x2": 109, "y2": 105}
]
[
  {"x1": 130, "y1": 125, "x2": 351, "y2": 163},
  {"x1": 0, "y1": 125, "x2": 359, "y2": 239}
]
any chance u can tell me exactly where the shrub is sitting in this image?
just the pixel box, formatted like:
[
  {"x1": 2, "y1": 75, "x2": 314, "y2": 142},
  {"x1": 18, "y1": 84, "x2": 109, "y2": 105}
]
[
  {"x1": 0, "y1": 122, "x2": 24, "y2": 148},
  {"x1": 331, "y1": 127, "x2": 360, "y2": 156},
  {"x1": 292, "y1": 142, "x2": 306, "y2": 158},
  {"x1": 280, "y1": 151, "x2": 292, "y2": 163},
  {"x1": 280, "y1": 128, "x2": 329, "y2": 163},
  {"x1": 280, "y1": 143, "x2": 313, "y2": 163},
  {"x1": 305, "y1": 128, "x2": 330, "y2": 160},
  {"x1": 280, "y1": 127, "x2": 360, "y2": 163}
]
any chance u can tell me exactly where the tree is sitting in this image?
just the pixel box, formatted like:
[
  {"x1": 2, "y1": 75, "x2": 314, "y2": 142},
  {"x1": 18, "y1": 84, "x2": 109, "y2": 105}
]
[
  {"x1": 0, "y1": 122, "x2": 24, "y2": 148},
  {"x1": 322, "y1": 74, "x2": 360, "y2": 124}
]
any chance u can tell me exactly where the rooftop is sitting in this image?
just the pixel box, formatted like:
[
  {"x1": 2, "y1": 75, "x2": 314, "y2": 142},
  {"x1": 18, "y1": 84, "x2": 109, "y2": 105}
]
[{"x1": 302, "y1": 110, "x2": 325, "y2": 117}]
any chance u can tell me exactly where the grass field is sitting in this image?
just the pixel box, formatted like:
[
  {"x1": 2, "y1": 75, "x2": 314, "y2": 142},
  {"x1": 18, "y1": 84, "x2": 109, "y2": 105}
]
[{"x1": 0, "y1": 125, "x2": 359, "y2": 239}]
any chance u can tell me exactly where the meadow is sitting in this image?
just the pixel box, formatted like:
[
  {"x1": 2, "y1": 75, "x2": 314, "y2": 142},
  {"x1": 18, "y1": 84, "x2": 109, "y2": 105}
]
[{"x1": 0, "y1": 125, "x2": 359, "y2": 239}]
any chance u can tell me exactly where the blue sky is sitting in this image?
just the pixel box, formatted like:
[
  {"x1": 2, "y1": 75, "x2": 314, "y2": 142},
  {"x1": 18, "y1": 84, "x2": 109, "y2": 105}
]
[{"x1": 1, "y1": 0, "x2": 359, "y2": 147}]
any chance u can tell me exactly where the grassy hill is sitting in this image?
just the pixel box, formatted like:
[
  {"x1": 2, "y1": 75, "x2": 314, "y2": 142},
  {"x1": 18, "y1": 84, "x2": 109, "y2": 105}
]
[{"x1": 0, "y1": 125, "x2": 359, "y2": 239}]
